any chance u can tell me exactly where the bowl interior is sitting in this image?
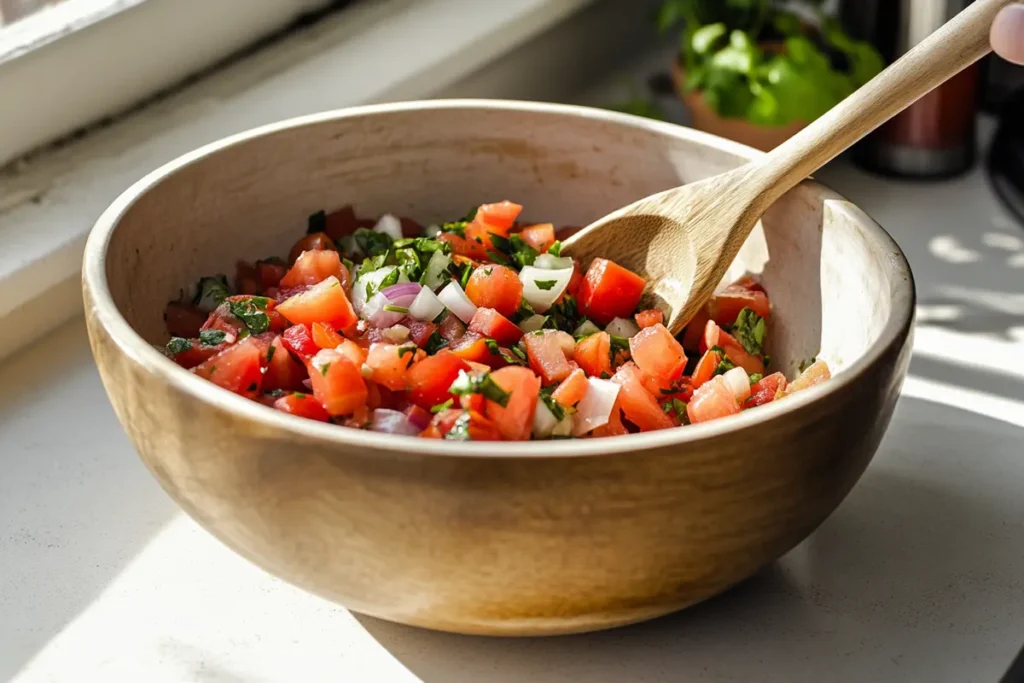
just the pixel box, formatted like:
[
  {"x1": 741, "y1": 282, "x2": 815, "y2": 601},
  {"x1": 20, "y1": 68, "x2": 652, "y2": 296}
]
[{"x1": 101, "y1": 103, "x2": 903, "y2": 382}]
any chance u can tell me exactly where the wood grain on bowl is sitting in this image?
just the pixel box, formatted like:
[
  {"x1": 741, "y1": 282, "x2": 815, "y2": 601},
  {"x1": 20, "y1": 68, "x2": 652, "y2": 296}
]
[{"x1": 82, "y1": 100, "x2": 914, "y2": 636}]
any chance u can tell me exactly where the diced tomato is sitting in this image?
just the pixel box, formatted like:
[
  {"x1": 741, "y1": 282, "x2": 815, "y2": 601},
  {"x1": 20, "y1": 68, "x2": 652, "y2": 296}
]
[
  {"x1": 687, "y1": 375, "x2": 740, "y2": 424},
  {"x1": 438, "y1": 231, "x2": 489, "y2": 261},
  {"x1": 165, "y1": 302, "x2": 208, "y2": 338},
  {"x1": 591, "y1": 397, "x2": 629, "y2": 437},
  {"x1": 450, "y1": 331, "x2": 503, "y2": 367},
  {"x1": 280, "y1": 249, "x2": 351, "y2": 293},
  {"x1": 288, "y1": 232, "x2": 336, "y2": 264},
  {"x1": 307, "y1": 349, "x2": 367, "y2": 416},
  {"x1": 747, "y1": 371, "x2": 787, "y2": 407},
  {"x1": 406, "y1": 319, "x2": 437, "y2": 348},
  {"x1": 335, "y1": 338, "x2": 367, "y2": 367},
  {"x1": 257, "y1": 260, "x2": 289, "y2": 289},
  {"x1": 485, "y1": 366, "x2": 541, "y2": 441},
  {"x1": 263, "y1": 335, "x2": 307, "y2": 391},
  {"x1": 612, "y1": 363, "x2": 675, "y2": 432},
  {"x1": 639, "y1": 370, "x2": 693, "y2": 403},
  {"x1": 635, "y1": 309, "x2": 664, "y2": 329},
  {"x1": 406, "y1": 350, "x2": 470, "y2": 409},
  {"x1": 282, "y1": 324, "x2": 319, "y2": 360},
  {"x1": 365, "y1": 343, "x2": 424, "y2": 391},
  {"x1": 468, "y1": 308, "x2": 522, "y2": 346},
  {"x1": 576, "y1": 258, "x2": 646, "y2": 326},
  {"x1": 460, "y1": 393, "x2": 487, "y2": 413},
  {"x1": 464, "y1": 265, "x2": 523, "y2": 317},
  {"x1": 691, "y1": 349, "x2": 721, "y2": 388},
  {"x1": 520, "y1": 223, "x2": 556, "y2": 252},
  {"x1": 629, "y1": 323, "x2": 687, "y2": 383},
  {"x1": 551, "y1": 368, "x2": 588, "y2": 407},
  {"x1": 707, "y1": 286, "x2": 771, "y2": 326},
  {"x1": 573, "y1": 331, "x2": 613, "y2": 379},
  {"x1": 523, "y1": 330, "x2": 572, "y2": 384},
  {"x1": 438, "y1": 312, "x2": 466, "y2": 343},
  {"x1": 429, "y1": 408, "x2": 502, "y2": 441},
  {"x1": 419, "y1": 424, "x2": 444, "y2": 438},
  {"x1": 192, "y1": 337, "x2": 264, "y2": 398},
  {"x1": 475, "y1": 201, "x2": 522, "y2": 231},
  {"x1": 323, "y1": 205, "x2": 361, "y2": 240},
  {"x1": 276, "y1": 276, "x2": 358, "y2": 330},
  {"x1": 168, "y1": 336, "x2": 234, "y2": 369},
  {"x1": 310, "y1": 321, "x2": 345, "y2": 350},
  {"x1": 565, "y1": 262, "x2": 583, "y2": 298},
  {"x1": 732, "y1": 274, "x2": 765, "y2": 293},
  {"x1": 781, "y1": 360, "x2": 831, "y2": 396},
  {"x1": 682, "y1": 308, "x2": 710, "y2": 353},
  {"x1": 235, "y1": 261, "x2": 262, "y2": 295},
  {"x1": 273, "y1": 392, "x2": 330, "y2": 422},
  {"x1": 201, "y1": 301, "x2": 245, "y2": 337}
]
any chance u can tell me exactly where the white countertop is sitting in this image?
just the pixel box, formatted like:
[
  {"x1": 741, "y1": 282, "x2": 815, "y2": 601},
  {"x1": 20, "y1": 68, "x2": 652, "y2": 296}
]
[{"x1": 4, "y1": 64, "x2": 1024, "y2": 683}]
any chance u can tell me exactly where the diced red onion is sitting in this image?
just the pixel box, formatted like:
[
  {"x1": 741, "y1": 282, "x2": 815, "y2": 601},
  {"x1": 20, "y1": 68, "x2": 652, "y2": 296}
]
[
  {"x1": 519, "y1": 265, "x2": 573, "y2": 313},
  {"x1": 437, "y1": 281, "x2": 477, "y2": 323},
  {"x1": 302, "y1": 379, "x2": 313, "y2": 390},
  {"x1": 403, "y1": 404, "x2": 431, "y2": 430},
  {"x1": 373, "y1": 214, "x2": 403, "y2": 241},
  {"x1": 366, "y1": 284, "x2": 420, "y2": 329},
  {"x1": 409, "y1": 286, "x2": 445, "y2": 321},
  {"x1": 605, "y1": 316, "x2": 641, "y2": 338},
  {"x1": 573, "y1": 378, "x2": 620, "y2": 436},
  {"x1": 370, "y1": 408, "x2": 421, "y2": 436},
  {"x1": 722, "y1": 366, "x2": 751, "y2": 402},
  {"x1": 381, "y1": 282, "x2": 422, "y2": 301}
]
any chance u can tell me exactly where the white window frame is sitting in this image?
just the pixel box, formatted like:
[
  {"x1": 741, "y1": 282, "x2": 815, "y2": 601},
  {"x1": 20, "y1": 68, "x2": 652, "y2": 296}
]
[{"x1": 0, "y1": 0, "x2": 335, "y2": 167}]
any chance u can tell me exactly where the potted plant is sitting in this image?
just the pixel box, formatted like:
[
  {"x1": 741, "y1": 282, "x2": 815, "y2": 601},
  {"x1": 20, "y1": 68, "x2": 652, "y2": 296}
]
[{"x1": 657, "y1": 0, "x2": 884, "y2": 151}]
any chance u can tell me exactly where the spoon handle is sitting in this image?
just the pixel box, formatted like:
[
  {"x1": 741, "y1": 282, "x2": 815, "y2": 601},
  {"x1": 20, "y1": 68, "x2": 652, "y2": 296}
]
[{"x1": 750, "y1": 0, "x2": 1019, "y2": 205}]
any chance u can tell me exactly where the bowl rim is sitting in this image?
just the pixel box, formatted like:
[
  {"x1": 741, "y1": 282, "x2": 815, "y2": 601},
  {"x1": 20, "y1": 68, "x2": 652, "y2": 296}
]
[{"x1": 83, "y1": 98, "x2": 915, "y2": 459}]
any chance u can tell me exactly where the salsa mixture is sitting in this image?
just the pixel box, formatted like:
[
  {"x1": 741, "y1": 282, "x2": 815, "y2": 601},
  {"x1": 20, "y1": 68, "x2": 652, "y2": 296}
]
[{"x1": 162, "y1": 201, "x2": 830, "y2": 440}]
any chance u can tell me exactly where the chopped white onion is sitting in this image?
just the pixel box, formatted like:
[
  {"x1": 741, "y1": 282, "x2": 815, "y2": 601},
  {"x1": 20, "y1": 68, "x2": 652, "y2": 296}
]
[
  {"x1": 373, "y1": 214, "x2": 403, "y2": 241},
  {"x1": 437, "y1": 281, "x2": 477, "y2": 323},
  {"x1": 310, "y1": 349, "x2": 337, "y2": 376},
  {"x1": 574, "y1": 320, "x2": 600, "y2": 338},
  {"x1": 352, "y1": 266, "x2": 400, "y2": 315},
  {"x1": 422, "y1": 250, "x2": 451, "y2": 291},
  {"x1": 552, "y1": 415, "x2": 574, "y2": 437},
  {"x1": 424, "y1": 223, "x2": 442, "y2": 238},
  {"x1": 534, "y1": 253, "x2": 574, "y2": 270},
  {"x1": 383, "y1": 325, "x2": 411, "y2": 344},
  {"x1": 518, "y1": 265, "x2": 574, "y2": 313},
  {"x1": 409, "y1": 287, "x2": 446, "y2": 322},
  {"x1": 532, "y1": 400, "x2": 559, "y2": 439},
  {"x1": 573, "y1": 378, "x2": 620, "y2": 436},
  {"x1": 605, "y1": 317, "x2": 641, "y2": 338},
  {"x1": 519, "y1": 314, "x2": 547, "y2": 334},
  {"x1": 722, "y1": 366, "x2": 751, "y2": 402}
]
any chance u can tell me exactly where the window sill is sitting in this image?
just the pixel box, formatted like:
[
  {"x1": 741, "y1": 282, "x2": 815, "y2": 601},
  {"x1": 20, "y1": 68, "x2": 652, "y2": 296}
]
[{"x1": 0, "y1": 0, "x2": 631, "y2": 362}]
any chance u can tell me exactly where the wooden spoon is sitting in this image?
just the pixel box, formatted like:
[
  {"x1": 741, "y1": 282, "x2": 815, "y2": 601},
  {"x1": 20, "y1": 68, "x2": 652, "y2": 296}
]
[{"x1": 563, "y1": 0, "x2": 1019, "y2": 334}]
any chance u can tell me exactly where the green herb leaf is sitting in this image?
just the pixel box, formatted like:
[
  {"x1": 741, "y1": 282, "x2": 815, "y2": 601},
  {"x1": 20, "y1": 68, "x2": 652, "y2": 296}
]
[
  {"x1": 541, "y1": 392, "x2": 565, "y2": 422},
  {"x1": 198, "y1": 329, "x2": 226, "y2": 347},
  {"x1": 431, "y1": 399, "x2": 454, "y2": 414},
  {"x1": 533, "y1": 279, "x2": 557, "y2": 291},
  {"x1": 193, "y1": 275, "x2": 231, "y2": 311},
  {"x1": 731, "y1": 307, "x2": 767, "y2": 356},
  {"x1": 448, "y1": 370, "x2": 511, "y2": 407},
  {"x1": 165, "y1": 337, "x2": 192, "y2": 355},
  {"x1": 710, "y1": 345, "x2": 737, "y2": 376},
  {"x1": 748, "y1": 372, "x2": 763, "y2": 384},
  {"x1": 424, "y1": 330, "x2": 448, "y2": 355},
  {"x1": 546, "y1": 240, "x2": 562, "y2": 257},
  {"x1": 383, "y1": 304, "x2": 410, "y2": 314},
  {"x1": 320, "y1": 362, "x2": 332, "y2": 376},
  {"x1": 484, "y1": 338, "x2": 501, "y2": 355},
  {"x1": 443, "y1": 411, "x2": 473, "y2": 440},
  {"x1": 228, "y1": 297, "x2": 271, "y2": 335},
  {"x1": 266, "y1": 343, "x2": 276, "y2": 364},
  {"x1": 353, "y1": 228, "x2": 393, "y2": 257}
]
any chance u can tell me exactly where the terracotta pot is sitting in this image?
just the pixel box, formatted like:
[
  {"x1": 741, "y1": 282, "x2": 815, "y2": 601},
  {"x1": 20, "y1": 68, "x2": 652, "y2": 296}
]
[{"x1": 672, "y1": 61, "x2": 806, "y2": 152}]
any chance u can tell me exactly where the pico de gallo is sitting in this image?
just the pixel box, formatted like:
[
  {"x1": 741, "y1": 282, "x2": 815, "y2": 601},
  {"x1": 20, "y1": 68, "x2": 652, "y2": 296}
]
[{"x1": 161, "y1": 200, "x2": 831, "y2": 440}]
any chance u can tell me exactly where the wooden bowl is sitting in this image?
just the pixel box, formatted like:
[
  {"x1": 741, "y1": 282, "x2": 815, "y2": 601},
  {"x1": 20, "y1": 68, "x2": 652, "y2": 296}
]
[{"x1": 82, "y1": 100, "x2": 914, "y2": 636}]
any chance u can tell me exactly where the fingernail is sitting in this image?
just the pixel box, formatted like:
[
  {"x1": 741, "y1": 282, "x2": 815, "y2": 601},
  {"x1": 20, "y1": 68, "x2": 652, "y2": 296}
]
[{"x1": 991, "y1": 5, "x2": 1024, "y2": 66}]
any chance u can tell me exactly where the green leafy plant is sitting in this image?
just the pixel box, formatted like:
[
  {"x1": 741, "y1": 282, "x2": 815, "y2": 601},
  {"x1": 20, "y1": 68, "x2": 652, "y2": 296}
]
[{"x1": 659, "y1": 0, "x2": 883, "y2": 127}]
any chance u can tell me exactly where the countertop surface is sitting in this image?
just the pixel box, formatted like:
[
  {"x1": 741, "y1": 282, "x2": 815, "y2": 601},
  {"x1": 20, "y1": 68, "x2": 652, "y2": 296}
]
[{"x1": 4, "y1": 82, "x2": 1024, "y2": 683}]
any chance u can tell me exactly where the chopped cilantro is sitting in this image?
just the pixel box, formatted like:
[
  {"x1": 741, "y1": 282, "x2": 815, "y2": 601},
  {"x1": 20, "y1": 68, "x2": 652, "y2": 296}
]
[
  {"x1": 307, "y1": 210, "x2": 326, "y2": 234},
  {"x1": 443, "y1": 411, "x2": 473, "y2": 440},
  {"x1": 165, "y1": 337, "x2": 192, "y2": 355},
  {"x1": 798, "y1": 357, "x2": 817, "y2": 373},
  {"x1": 398, "y1": 345, "x2": 418, "y2": 368},
  {"x1": 424, "y1": 330, "x2": 448, "y2": 355},
  {"x1": 199, "y1": 329, "x2": 226, "y2": 347},
  {"x1": 608, "y1": 334, "x2": 630, "y2": 364},
  {"x1": 510, "y1": 345, "x2": 527, "y2": 361},
  {"x1": 319, "y1": 362, "x2": 332, "y2": 377},
  {"x1": 293, "y1": 392, "x2": 307, "y2": 399},
  {"x1": 534, "y1": 279, "x2": 557, "y2": 290},
  {"x1": 439, "y1": 221, "x2": 467, "y2": 237},
  {"x1": 430, "y1": 399, "x2": 454, "y2": 414},
  {"x1": 383, "y1": 304, "x2": 410, "y2": 314},
  {"x1": 353, "y1": 228, "x2": 393, "y2": 257},
  {"x1": 748, "y1": 373, "x2": 763, "y2": 384},
  {"x1": 459, "y1": 263, "x2": 473, "y2": 289},
  {"x1": 599, "y1": 371, "x2": 612, "y2": 379},
  {"x1": 547, "y1": 240, "x2": 562, "y2": 257},
  {"x1": 710, "y1": 346, "x2": 737, "y2": 376},
  {"x1": 265, "y1": 344, "x2": 276, "y2": 364},
  {"x1": 484, "y1": 338, "x2": 501, "y2": 355},
  {"x1": 395, "y1": 248, "x2": 422, "y2": 281},
  {"x1": 541, "y1": 393, "x2": 565, "y2": 422},
  {"x1": 247, "y1": 382, "x2": 259, "y2": 392},
  {"x1": 448, "y1": 370, "x2": 510, "y2": 407},
  {"x1": 228, "y1": 297, "x2": 271, "y2": 335},
  {"x1": 375, "y1": 269, "x2": 401, "y2": 296},
  {"x1": 488, "y1": 233, "x2": 511, "y2": 253},
  {"x1": 509, "y1": 234, "x2": 538, "y2": 268},
  {"x1": 661, "y1": 397, "x2": 688, "y2": 420},
  {"x1": 545, "y1": 295, "x2": 581, "y2": 333},
  {"x1": 486, "y1": 250, "x2": 511, "y2": 265},
  {"x1": 193, "y1": 275, "x2": 230, "y2": 311},
  {"x1": 731, "y1": 308, "x2": 767, "y2": 356},
  {"x1": 464, "y1": 206, "x2": 478, "y2": 221}
]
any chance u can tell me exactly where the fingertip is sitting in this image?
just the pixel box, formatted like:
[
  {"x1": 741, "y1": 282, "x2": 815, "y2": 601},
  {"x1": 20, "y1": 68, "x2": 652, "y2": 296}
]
[{"x1": 992, "y1": 5, "x2": 1024, "y2": 65}]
